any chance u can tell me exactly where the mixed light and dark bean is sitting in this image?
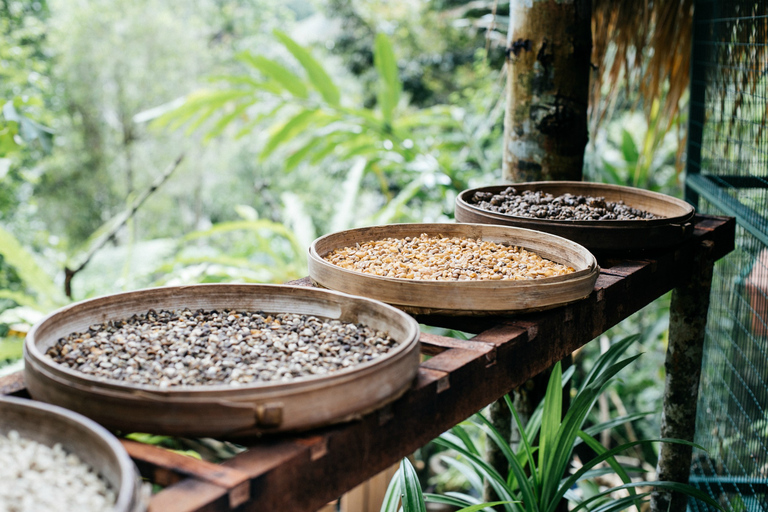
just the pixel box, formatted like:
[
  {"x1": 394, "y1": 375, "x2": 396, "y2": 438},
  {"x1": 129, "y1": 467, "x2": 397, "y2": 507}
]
[
  {"x1": 0, "y1": 430, "x2": 116, "y2": 512},
  {"x1": 46, "y1": 309, "x2": 396, "y2": 387},
  {"x1": 323, "y1": 233, "x2": 575, "y2": 280},
  {"x1": 469, "y1": 187, "x2": 659, "y2": 221}
]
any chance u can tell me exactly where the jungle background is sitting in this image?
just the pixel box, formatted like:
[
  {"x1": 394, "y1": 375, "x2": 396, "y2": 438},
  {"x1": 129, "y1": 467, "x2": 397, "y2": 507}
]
[{"x1": 0, "y1": 0, "x2": 689, "y2": 500}]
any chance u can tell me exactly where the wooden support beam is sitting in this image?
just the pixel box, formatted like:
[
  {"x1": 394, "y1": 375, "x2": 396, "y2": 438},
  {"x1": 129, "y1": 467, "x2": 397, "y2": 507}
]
[{"x1": 651, "y1": 240, "x2": 716, "y2": 512}]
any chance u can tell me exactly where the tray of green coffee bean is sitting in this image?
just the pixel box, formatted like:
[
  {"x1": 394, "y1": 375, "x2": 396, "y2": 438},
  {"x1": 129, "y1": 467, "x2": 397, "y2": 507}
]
[{"x1": 455, "y1": 181, "x2": 695, "y2": 252}]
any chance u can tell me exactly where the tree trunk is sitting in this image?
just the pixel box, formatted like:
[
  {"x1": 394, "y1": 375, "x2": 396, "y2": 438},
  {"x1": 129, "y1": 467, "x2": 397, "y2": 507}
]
[
  {"x1": 651, "y1": 240, "x2": 715, "y2": 512},
  {"x1": 502, "y1": 0, "x2": 592, "y2": 182}
]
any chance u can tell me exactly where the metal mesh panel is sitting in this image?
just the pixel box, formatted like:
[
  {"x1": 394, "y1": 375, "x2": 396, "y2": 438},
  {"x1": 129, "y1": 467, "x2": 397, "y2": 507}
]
[{"x1": 685, "y1": 0, "x2": 768, "y2": 510}]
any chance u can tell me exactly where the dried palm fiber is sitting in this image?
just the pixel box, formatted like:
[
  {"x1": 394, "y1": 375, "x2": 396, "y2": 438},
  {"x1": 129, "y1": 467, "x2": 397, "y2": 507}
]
[
  {"x1": 708, "y1": 2, "x2": 768, "y2": 151},
  {"x1": 591, "y1": 0, "x2": 693, "y2": 168}
]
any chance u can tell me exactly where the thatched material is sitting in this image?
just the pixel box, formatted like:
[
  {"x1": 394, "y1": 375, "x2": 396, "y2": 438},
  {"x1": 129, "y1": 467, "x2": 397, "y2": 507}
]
[{"x1": 590, "y1": 0, "x2": 693, "y2": 137}]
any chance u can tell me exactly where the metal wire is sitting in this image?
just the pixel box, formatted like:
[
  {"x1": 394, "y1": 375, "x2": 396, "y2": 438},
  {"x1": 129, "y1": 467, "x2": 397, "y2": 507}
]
[{"x1": 686, "y1": 0, "x2": 768, "y2": 509}]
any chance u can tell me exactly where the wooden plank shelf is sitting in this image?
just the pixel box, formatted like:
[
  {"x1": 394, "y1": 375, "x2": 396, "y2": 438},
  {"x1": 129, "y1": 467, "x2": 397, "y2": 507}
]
[{"x1": 0, "y1": 214, "x2": 735, "y2": 512}]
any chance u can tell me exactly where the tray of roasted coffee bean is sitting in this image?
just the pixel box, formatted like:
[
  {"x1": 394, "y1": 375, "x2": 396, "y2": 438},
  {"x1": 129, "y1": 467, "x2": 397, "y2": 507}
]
[
  {"x1": 24, "y1": 284, "x2": 420, "y2": 437},
  {"x1": 455, "y1": 181, "x2": 695, "y2": 251},
  {"x1": 308, "y1": 223, "x2": 599, "y2": 316},
  {"x1": 0, "y1": 395, "x2": 145, "y2": 512}
]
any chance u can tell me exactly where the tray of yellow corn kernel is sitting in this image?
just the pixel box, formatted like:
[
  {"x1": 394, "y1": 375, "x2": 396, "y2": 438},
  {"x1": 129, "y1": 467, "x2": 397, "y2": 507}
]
[{"x1": 308, "y1": 223, "x2": 599, "y2": 316}]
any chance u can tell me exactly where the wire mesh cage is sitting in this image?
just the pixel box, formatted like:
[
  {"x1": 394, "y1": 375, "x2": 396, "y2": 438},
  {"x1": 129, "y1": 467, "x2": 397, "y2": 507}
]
[{"x1": 685, "y1": 0, "x2": 768, "y2": 510}]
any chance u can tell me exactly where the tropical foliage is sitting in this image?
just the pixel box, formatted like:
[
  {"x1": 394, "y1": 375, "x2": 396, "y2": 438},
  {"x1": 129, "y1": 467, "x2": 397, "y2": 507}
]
[{"x1": 382, "y1": 337, "x2": 722, "y2": 512}]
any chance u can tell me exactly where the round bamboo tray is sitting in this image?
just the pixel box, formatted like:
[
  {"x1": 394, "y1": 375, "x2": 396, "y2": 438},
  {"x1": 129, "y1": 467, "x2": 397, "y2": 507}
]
[
  {"x1": 0, "y1": 395, "x2": 146, "y2": 512},
  {"x1": 24, "y1": 284, "x2": 420, "y2": 437},
  {"x1": 455, "y1": 181, "x2": 695, "y2": 251},
  {"x1": 308, "y1": 223, "x2": 599, "y2": 316}
]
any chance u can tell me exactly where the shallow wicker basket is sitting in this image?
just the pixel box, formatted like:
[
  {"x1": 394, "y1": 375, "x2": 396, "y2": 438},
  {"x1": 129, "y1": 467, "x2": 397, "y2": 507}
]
[
  {"x1": 455, "y1": 181, "x2": 695, "y2": 251},
  {"x1": 24, "y1": 284, "x2": 420, "y2": 437},
  {"x1": 0, "y1": 395, "x2": 146, "y2": 512},
  {"x1": 308, "y1": 223, "x2": 599, "y2": 316}
]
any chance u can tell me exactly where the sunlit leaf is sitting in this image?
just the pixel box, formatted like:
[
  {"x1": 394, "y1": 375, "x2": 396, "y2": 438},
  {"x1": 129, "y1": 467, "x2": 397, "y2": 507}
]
[
  {"x1": 236, "y1": 51, "x2": 308, "y2": 99},
  {"x1": 273, "y1": 29, "x2": 340, "y2": 106},
  {"x1": 398, "y1": 458, "x2": 426, "y2": 512},
  {"x1": 374, "y1": 33, "x2": 401, "y2": 125}
]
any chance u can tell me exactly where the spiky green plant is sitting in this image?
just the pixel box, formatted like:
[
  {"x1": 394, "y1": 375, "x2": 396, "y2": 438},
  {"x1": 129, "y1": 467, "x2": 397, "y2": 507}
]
[{"x1": 383, "y1": 336, "x2": 723, "y2": 512}]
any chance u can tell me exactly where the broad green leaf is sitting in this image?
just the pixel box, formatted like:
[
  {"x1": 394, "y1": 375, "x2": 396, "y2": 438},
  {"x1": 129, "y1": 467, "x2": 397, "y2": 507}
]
[
  {"x1": 260, "y1": 109, "x2": 321, "y2": 161},
  {"x1": 273, "y1": 29, "x2": 340, "y2": 106},
  {"x1": 398, "y1": 458, "x2": 426, "y2": 512},
  {"x1": 0, "y1": 225, "x2": 63, "y2": 310},
  {"x1": 236, "y1": 52, "x2": 308, "y2": 99},
  {"x1": 374, "y1": 33, "x2": 401, "y2": 124},
  {"x1": 620, "y1": 128, "x2": 639, "y2": 164}
]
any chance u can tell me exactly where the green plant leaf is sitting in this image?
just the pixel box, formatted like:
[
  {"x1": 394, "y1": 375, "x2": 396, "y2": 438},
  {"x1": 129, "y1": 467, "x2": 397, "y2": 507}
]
[
  {"x1": 203, "y1": 101, "x2": 255, "y2": 143},
  {"x1": 260, "y1": 109, "x2": 322, "y2": 161},
  {"x1": 550, "y1": 438, "x2": 706, "y2": 511},
  {"x1": 586, "y1": 493, "x2": 652, "y2": 512},
  {"x1": 620, "y1": 128, "x2": 640, "y2": 165},
  {"x1": 380, "y1": 466, "x2": 402, "y2": 512},
  {"x1": 440, "y1": 455, "x2": 484, "y2": 494},
  {"x1": 580, "y1": 334, "x2": 640, "y2": 392},
  {"x1": 541, "y1": 353, "x2": 643, "y2": 508},
  {"x1": 571, "y1": 480, "x2": 723, "y2": 512},
  {"x1": 374, "y1": 33, "x2": 401, "y2": 125},
  {"x1": 399, "y1": 458, "x2": 426, "y2": 512},
  {"x1": 424, "y1": 494, "x2": 474, "y2": 508},
  {"x1": 436, "y1": 433, "x2": 520, "y2": 512},
  {"x1": 579, "y1": 411, "x2": 655, "y2": 442},
  {"x1": 273, "y1": 29, "x2": 340, "y2": 106},
  {"x1": 0, "y1": 290, "x2": 41, "y2": 309},
  {"x1": 507, "y1": 398, "x2": 539, "y2": 491},
  {"x1": 0, "y1": 225, "x2": 63, "y2": 310},
  {"x1": 576, "y1": 432, "x2": 639, "y2": 502},
  {"x1": 235, "y1": 52, "x2": 308, "y2": 99},
  {"x1": 539, "y1": 361, "x2": 562, "y2": 479}
]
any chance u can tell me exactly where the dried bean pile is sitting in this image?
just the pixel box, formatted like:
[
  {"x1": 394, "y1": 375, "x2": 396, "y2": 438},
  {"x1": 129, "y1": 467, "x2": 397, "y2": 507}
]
[
  {"x1": 0, "y1": 430, "x2": 116, "y2": 512},
  {"x1": 47, "y1": 309, "x2": 395, "y2": 387},
  {"x1": 324, "y1": 233, "x2": 575, "y2": 280},
  {"x1": 469, "y1": 187, "x2": 659, "y2": 220}
]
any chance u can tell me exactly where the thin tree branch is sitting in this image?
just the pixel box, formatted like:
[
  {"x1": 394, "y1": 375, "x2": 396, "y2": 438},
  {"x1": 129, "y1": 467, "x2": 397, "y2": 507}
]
[{"x1": 64, "y1": 153, "x2": 185, "y2": 297}]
